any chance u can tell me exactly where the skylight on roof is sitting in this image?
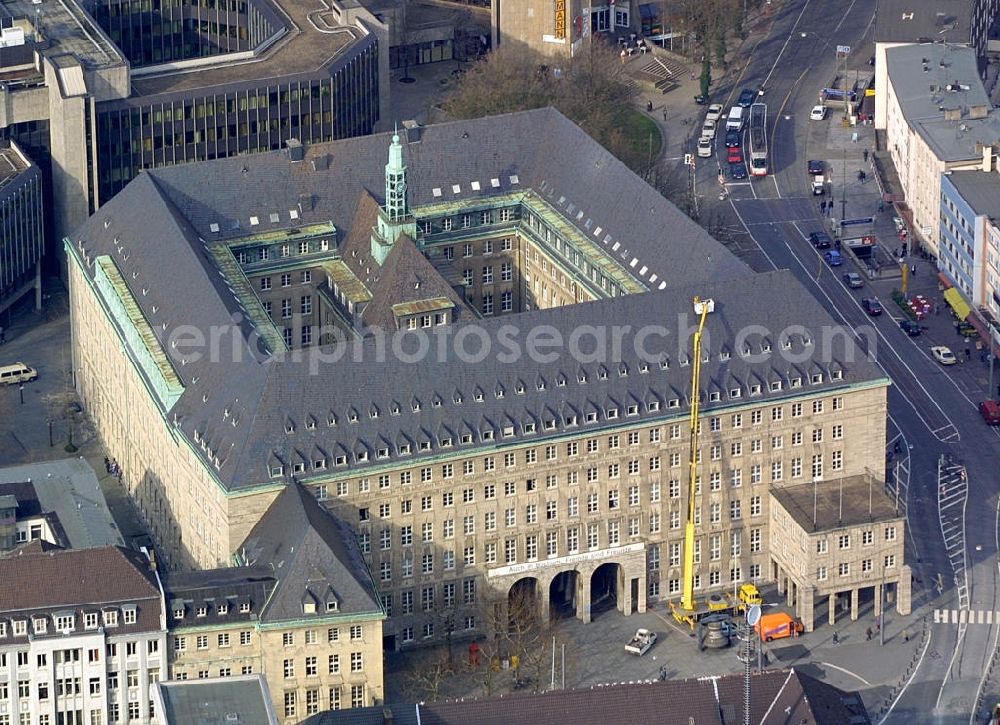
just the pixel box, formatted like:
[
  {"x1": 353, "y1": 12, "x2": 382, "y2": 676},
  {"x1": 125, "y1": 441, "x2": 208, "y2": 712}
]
[
  {"x1": 509, "y1": 175, "x2": 520, "y2": 184},
  {"x1": 249, "y1": 216, "x2": 259, "y2": 226},
  {"x1": 209, "y1": 223, "x2": 220, "y2": 233},
  {"x1": 452, "y1": 184, "x2": 461, "y2": 194},
  {"x1": 432, "y1": 188, "x2": 442, "y2": 197},
  {"x1": 269, "y1": 213, "x2": 280, "y2": 223},
  {"x1": 471, "y1": 181, "x2": 481, "y2": 191},
  {"x1": 289, "y1": 209, "x2": 299, "y2": 220},
  {"x1": 490, "y1": 178, "x2": 500, "y2": 187}
]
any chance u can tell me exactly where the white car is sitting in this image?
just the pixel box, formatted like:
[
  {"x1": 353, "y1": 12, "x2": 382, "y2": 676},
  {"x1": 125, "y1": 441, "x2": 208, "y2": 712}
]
[
  {"x1": 706, "y1": 104, "x2": 724, "y2": 123},
  {"x1": 810, "y1": 105, "x2": 827, "y2": 121},
  {"x1": 697, "y1": 136, "x2": 714, "y2": 158},
  {"x1": 931, "y1": 346, "x2": 957, "y2": 365},
  {"x1": 701, "y1": 119, "x2": 717, "y2": 140}
]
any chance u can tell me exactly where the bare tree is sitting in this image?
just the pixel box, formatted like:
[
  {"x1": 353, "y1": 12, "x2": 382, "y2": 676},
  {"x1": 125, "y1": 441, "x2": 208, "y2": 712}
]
[{"x1": 403, "y1": 649, "x2": 453, "y2": 702}]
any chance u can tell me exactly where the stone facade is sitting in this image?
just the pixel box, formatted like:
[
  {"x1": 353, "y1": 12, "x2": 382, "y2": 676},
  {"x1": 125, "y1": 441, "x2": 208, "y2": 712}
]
[{"x1": 768, "y1": 477, "x2": 909, "y2": 632}]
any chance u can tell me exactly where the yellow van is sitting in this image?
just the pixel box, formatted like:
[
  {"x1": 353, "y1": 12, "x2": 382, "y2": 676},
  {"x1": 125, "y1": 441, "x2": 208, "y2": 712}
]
[{"x1": 0, "y1": 363, "x2": 38, "y2": 385}]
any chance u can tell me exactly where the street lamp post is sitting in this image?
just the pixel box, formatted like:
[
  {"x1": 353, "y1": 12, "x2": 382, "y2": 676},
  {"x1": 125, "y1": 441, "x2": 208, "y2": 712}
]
[
  {"x1": 48, "y1": 419, "x2": 53, "y2": 447},
  {"x1": 18, "y1": 384, "x2": 23, "y2": 405}
]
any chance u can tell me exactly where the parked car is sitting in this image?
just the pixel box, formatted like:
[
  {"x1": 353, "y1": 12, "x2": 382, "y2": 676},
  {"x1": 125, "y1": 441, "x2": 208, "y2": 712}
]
[
  {"x1": 824, "y1": 250, "x2": 843, "y2": 266},
  {"x1": 727, "y1": 147, "x2": 743, "y2": 164},
  {"x1": 900, "y1": 320, "x2": 923, "y2": 336},
  {"x1": 625, "y1": 628, "x2": 657, "y2": 656},
  {"x1": 698, "y1": 136, "x2": 714, "y2": 158},
  {"x1": 737, "y1": 88, "x2": 756, "y2": 107},
  {"x1": 808, "y1": 159, "x2": 824, "y2": 175},
  {"x1": 979, "y1": 400, "x2": 1000, "y2": 425},
  {"x1": 809, "y1": 231, "x2": 832, "y2": 249},
  {"x1": 724, "y1": 130, "x2": 741, "y2": 148},
  {"x1": 706, "y1": 104, "x2": 724, "y2": 122},
  {"x1": 701, "y1": 119, "x2": 717, "y2": 140},
  {"x1": 729, "y1": 162, "x2": 748, "y2": 180},
  {"x1": 810, "y1": 105, "x2": 827, "y2": 121},
  {"x1": 862, "y1": 298, "x2": 883, "y2": 316},
  {"x1": 694, "y1": 94, "x2": 708, "y2": 105},
  {"x1": 843, "y1": 272, "x2": 864, "y2": 288},
  {"x1": 931, "y1": 346, "x2": 957, "y2": 365},
  {"x1": 0, "y1": 363, "x2": 37, "y2": 385}
]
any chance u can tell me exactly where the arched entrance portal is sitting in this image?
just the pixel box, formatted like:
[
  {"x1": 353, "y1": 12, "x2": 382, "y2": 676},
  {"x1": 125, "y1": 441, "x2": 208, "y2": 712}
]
[
  {"x1": 549, "y1": 571, "x2": 579, "y2": 620},
  {"x1": 590, "y1": 562, "x2": 623, "y2": 618},
  {"x1": 508, "y1": 577, "x2": 540, "y2": 630}
]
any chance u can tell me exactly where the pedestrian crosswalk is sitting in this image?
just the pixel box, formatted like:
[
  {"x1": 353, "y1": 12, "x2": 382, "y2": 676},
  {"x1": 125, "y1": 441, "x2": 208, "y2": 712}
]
[{"x1": 933, "y1": 609, "x2": 1000, "y2": 625}]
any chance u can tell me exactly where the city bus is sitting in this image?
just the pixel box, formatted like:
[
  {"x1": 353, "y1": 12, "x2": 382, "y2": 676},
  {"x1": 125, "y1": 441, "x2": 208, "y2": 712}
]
[{"x1": 748, "y1": 102, "x2": 767, "y2": 177}]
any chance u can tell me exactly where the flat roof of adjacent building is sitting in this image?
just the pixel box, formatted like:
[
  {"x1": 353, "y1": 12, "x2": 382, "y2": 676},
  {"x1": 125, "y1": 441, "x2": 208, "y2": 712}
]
[
  {"x1": 0, "y1": 458, "x2": 124, "y2": 549},
  {"x1": 0, "y1": 0, "x2": 123, "y2": 70},
  {"x1": 875, "y1": 0, "x2": 973, "y2": 45},
  {"x1": 771, "y1": 475, "x2": 904, "y2": 534},
  {"x1": 128, "y1": 0, "x2": 366, "y2": 99},
  {"x1": 945, "y1": 169, "x2": 1000, "y2": 219},
  {"x1": 0, "y1": 142, "x2": 28, "y2": 187},
  {"x1": 154, "y1": 676, "x2": 278, "y2": 725}
]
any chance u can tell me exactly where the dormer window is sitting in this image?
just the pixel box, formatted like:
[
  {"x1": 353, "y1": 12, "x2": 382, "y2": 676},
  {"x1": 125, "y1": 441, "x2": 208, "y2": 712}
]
[
  {"x1": 565, "y1": 415, "x2": 578, "y2": 426},
  {"x1": 750, "y1": 384, "x2": 762, "y2": 396},
  {"x1": 84, "y1": 613, "x2": 98, "y2": 629},
  {"x1": 482, "y1": 430, "x2": 495, "y2": 441},
  {"x1": 240, "y1": 602, "x2": 251, "y2": 614},
  {"x1": 440, "y1": 437, "x2": 452, "y2": 448},
  {"x1": 667, "y1": 399, "x2": 680, "y2": 409},
  {"x1": 173, "y1": 608, "x2": 185, "y2": 620},
  {"x1": 585, "y1": 411, "x2": 598, "y2": 423},
  {"x1": 769, "y1": 381, "x2": 782, "y2": 392},
  {"x1": 524, "y1": 422, "x2": 536, "y2": 434},
  {"x1": 647, "y1": 401, "x2": 661, "y2": 412},
  {"x1": 461, "y1": 434, "x2": 472, "y2": 444},
  {"x1": 269, "y1": 465, "x2": 284, "y2": 478},
  {"x1": 831, "y1": 370, "x2": 843, "y2": 380},
  {"x1": 326, "y1": 600, "x2": 339, "y2": 613},
  {"x1": 293, "y1": 462, "x2": 305, "y2": 473},
  {"x1": 377, "y1": 447, "x2": 390, "y2": 459},
  {"x1": 730, "y1": 388, "x2": 742, "y2": 399},
  {"x1": 218, "y1": 603, "x2": 229, "y2": 615},
  {"x1": 123, "y1": 608, "x2": 137, "y2": 625},
  {"x1": 12, "y1": 620, "x2": 25, "y2": 636},
  {"x1": 55, "y1": 614, "x2": 76, "y2": 632},
  {"x1": 709, "y1": 391, "x2": 721, "y2": 402},
  {"x1": 102, "y1": 611, "x2": 118, "y2": 628},
  {"x1": 196, "y1": 606, "x2": 208, "y2": 618},
  {"x1": 606, "y1": 408, "x2": 619, "y2": 420},
  {"x1": 33, "y1": 617, "x2": 47, "y2": 635},
  {"x1": 502, "y1": 425, "x2": 515, "y2": 438},
  {"x1": 303, "y1": 600, "x2": 317, "y2": 615},
  {"x1": 627, "y1": 405, "x2": 639, "y2": 416},
  {"x1": 811, "y1": 373, "x2": 824, "y2": 384}
]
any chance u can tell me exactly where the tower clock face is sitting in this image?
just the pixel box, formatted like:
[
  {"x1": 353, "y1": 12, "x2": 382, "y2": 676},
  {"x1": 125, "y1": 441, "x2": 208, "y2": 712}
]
[{"x1": 397, "y1": 179, "x2": 406, "y2": 195}]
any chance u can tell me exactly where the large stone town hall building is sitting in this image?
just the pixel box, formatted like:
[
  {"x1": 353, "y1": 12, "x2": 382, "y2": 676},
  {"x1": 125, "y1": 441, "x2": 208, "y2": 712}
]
[{"x1": 66, "y1": 108, "x2": 910, "y2": 680}]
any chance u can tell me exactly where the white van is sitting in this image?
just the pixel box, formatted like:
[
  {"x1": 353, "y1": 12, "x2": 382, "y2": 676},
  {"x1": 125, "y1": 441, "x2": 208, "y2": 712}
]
[
  {"x1": 726, "y1": 106, "x2": 745, "y2": 131},
  {"x1": 0, "y1": 363, "x2": 38, "y2": 385}
]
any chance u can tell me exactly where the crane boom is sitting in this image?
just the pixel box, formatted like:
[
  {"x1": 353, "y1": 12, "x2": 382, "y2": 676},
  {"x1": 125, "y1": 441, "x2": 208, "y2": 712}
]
[{"x1": 681, "y1": 297, "x2": 713, "y2": 613}]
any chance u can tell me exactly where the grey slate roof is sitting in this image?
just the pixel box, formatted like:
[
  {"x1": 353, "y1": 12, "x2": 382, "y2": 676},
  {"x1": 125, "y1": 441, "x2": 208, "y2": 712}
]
[
  {"x1": 154, "y1": 675, "x2": 278, "y2": 725},
  {"x1": 163, "y1": 565, "x2": 276, "y2": 626},
  {"x1": 305, "y1": 668, "x2": 869, "y2": 725},
  {"x1": 875, "y1": 0, "x2": 974, "y2": 45},
  {"x1": 339, "y1": 191, "x2": 472, "y2": 330},
  {"x1": 0, "y1": 458, "x2": 124, "y2": 549},
  {"x1": 945, "y1": 169, "x2": 1000, "y2": 219},
  {"x1": 68, "y1": 108, "x2": 886, "y2": 494},
  {"x1": 240, "y1": 483, "x2": 382, "y2": 621}
]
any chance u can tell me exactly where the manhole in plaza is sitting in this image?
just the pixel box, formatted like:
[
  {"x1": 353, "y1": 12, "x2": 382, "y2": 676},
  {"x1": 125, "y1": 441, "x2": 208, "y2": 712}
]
[{"x1": 399, "y1": 77, "x2": 416, "y2": 84}]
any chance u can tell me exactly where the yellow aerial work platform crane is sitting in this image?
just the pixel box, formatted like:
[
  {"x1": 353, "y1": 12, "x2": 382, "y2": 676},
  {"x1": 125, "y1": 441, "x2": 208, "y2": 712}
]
[{"x1": 670, "y1": 297, "x2": 761, "y2": 629}]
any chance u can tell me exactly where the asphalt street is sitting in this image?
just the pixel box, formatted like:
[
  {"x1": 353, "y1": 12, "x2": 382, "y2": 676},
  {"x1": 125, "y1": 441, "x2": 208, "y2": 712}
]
[{"x1": 689, "y1": 0, "x2": 1000, "y2": 721}]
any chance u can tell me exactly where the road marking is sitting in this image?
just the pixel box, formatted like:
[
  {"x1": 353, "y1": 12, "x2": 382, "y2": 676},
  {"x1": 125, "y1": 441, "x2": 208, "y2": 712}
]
[
  {"x1": 934, "y1": 609, "x2": 1000, "y2": 625},
  {"x1": 819, "y1": 662, "x2": 872, "y2": 687}
]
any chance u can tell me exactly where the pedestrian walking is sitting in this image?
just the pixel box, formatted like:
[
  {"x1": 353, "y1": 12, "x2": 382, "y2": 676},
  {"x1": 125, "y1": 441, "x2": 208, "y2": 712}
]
[
  {"x1": 858, "y1": 170, "x2": 864, "y2": 182},
  {"x1": 860, "y1": 170, "x2": 866, "y2": 183},
  {"x1": 911, "y1": 264, "x2": 917, "y2": 276},
  {"x1": 0, "y1": 326, "x2": 5, "y2": 344},
  {"x1": 863, "y1": 148, "x2": 869, "y2": 163},
  {"x1": 832, "y1": 631, "x2": 840, "y2": 644},
  {"x1": 875, "y1": 622, "x2": 881, "y2": 634},
  {"x1": 878, "y1": 200, "x2": 885, "y2": 213},
  {"x1": 966, "y1": 347, "x2": 971, "y2": 360},
  {"x1": 663, "y1": 109, "x2": 668, "y2": 121},
  {"x1": 866, "y1": 627, "x2": 872, "y2": 641},
  {"x1": 903, "y1": 630, "x2": 909, "y2": 642},
  {"x1": 647, "y1": 100, "x2": 653, "y2": 113},
  {"x1": 690, "y1": 70, "x2": 695, "y2": 81},
  {"x1": 621, "y1": 49, "x2": 627, "y2": 64}
]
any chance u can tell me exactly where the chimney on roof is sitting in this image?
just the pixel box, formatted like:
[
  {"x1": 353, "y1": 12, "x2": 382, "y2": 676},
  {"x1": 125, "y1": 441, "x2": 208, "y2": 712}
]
[
  {"x1": 402, "y1": 119, "x2": 422, "y2": 143},
  {"x1": 382, "y1": 708, "x2": 394, "y2": 725},
  {"x1": 984, "y1": 145, "x2": 995, "y2": 172},
  {"x1": 286, "y1": 138, "x2": 304, "y2": 162},
  {"x1": 312, "y1": 154, "x2": 329, "y2": 171}
]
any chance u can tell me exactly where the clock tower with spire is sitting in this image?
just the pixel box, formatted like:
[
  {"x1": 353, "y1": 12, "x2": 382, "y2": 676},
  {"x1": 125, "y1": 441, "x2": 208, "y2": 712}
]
[{"x1": 371, "y1": 130, "x2": 417, "y2": 266}]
